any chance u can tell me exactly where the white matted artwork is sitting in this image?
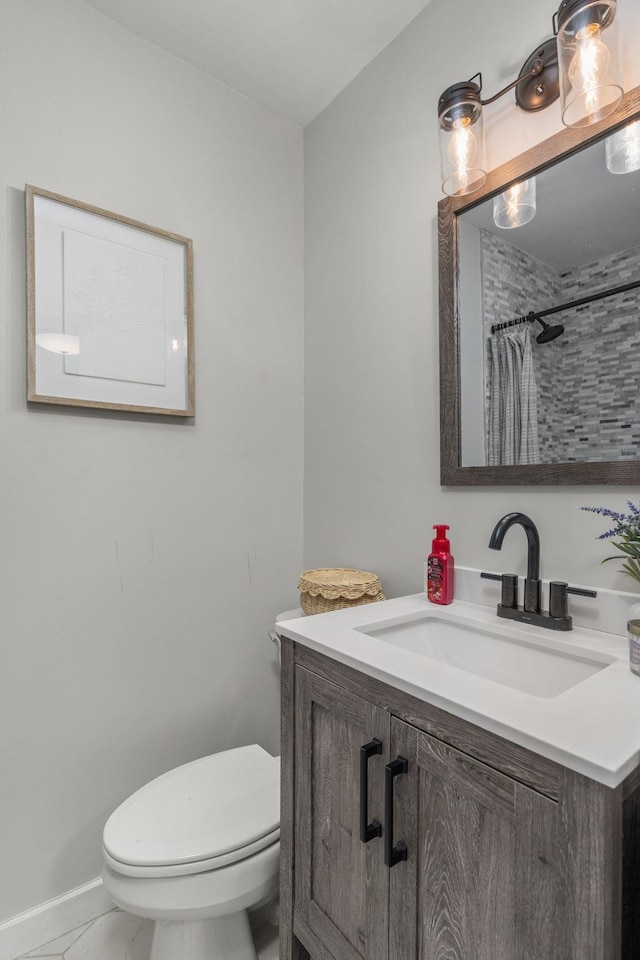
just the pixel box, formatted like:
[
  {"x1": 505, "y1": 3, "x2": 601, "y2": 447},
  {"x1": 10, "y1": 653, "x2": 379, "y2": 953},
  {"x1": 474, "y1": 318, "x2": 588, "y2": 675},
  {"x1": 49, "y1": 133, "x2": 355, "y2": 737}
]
[{"x1": 26, "y1": 185, "x2": 194, "y2": 416}]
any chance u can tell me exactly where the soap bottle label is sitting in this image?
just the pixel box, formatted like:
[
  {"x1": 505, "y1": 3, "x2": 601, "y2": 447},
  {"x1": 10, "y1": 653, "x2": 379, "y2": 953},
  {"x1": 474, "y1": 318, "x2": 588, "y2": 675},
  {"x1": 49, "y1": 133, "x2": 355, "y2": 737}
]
[{"x1": 427, "y1": 557, "x2": 444, "y2": 602}]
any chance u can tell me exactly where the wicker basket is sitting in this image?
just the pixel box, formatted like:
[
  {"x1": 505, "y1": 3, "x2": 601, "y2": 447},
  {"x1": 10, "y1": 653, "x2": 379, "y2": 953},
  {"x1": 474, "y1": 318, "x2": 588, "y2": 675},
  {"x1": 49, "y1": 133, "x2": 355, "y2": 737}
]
[{"x1": 298, "y1": 568, "x2": 385, "y2": 615}]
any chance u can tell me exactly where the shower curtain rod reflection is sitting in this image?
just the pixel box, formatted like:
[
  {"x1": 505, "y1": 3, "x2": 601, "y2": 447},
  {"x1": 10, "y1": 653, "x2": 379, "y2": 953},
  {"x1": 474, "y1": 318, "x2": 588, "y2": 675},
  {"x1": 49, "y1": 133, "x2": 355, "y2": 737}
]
[{"x1": 489, "y1": 277, "x2": 640, "y2": 334}]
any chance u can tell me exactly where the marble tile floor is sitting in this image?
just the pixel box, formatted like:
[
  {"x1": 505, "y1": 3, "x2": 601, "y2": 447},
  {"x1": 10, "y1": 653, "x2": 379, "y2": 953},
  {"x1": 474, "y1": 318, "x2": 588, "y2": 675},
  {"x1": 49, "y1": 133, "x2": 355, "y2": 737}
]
[{"x1": 17, "y1": 908, "x2": 279, "y2": 960}]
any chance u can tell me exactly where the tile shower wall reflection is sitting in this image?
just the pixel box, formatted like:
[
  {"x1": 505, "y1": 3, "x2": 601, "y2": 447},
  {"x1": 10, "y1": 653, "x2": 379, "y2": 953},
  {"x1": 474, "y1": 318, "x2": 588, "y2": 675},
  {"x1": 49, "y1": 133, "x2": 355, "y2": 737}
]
[{"x1": 482, "y1": 232, "x2": 640, "y2": 463}]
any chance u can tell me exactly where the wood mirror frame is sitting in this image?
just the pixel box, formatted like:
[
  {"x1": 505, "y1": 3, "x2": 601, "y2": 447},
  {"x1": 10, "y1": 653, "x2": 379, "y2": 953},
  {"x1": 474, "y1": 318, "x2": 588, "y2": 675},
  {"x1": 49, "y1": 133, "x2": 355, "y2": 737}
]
[{"x1": 439, "y1": 84, "x2": 640, "y2": 486}]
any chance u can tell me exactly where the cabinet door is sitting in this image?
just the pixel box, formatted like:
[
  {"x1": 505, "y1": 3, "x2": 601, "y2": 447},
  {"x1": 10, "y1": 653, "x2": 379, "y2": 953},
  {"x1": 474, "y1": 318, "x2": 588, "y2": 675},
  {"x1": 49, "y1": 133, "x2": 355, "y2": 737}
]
[
  {"x1": 294, "y1": 666, "x2": 389, "y2": 960},
  {"x1": 389, "y1": 718, "x2": 558, "y2": 960}
]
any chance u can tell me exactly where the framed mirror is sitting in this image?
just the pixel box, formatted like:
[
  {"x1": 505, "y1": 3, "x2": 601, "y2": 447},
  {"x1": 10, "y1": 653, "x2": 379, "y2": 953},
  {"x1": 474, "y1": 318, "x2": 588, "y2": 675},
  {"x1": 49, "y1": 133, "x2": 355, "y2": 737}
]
[{"x1": 439, "y1": 84, "x2": 640, "y2": 485}]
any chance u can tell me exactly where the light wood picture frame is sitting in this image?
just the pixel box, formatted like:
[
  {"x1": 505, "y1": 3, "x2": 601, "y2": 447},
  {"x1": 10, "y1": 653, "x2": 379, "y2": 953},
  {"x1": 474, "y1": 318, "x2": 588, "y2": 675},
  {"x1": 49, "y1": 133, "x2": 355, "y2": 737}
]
[{"x1": 26, "y1": 185, "x2": 194, "y2": 417}]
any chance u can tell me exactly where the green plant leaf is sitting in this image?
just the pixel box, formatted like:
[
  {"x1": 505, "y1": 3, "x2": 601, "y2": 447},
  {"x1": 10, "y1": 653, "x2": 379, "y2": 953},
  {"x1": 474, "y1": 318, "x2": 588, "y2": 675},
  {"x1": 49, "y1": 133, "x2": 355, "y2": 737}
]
[
  {"x1": 621, "y1": 561, "x2": 640, "y2": 584},
  {"x1": 612, "y1": 540, "x2": 640, "y2": 558}
]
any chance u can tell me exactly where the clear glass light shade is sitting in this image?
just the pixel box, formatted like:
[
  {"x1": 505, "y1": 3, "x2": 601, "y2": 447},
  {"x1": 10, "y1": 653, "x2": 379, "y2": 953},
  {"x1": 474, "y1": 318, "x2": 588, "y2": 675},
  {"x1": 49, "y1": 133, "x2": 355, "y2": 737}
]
[
  {"x1": 439, "y1": 99, "x2": 486, "y2": 197},
  {"x1": 557, "y1": 1, "x2": 623, "y2": 127},
  {"x1": 606, "y1": 120, "x2": 640, "y2": 174},
  {"x1": 493, "y1": 178, "x2": 537, "y2": 229}
]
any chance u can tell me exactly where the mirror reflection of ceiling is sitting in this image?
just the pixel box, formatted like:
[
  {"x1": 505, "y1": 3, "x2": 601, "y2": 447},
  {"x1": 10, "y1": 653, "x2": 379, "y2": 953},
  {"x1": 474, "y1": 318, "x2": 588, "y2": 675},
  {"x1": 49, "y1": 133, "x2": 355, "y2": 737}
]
[{"x1": 460, "y1": 138, "x2": 640, "y2": 272}]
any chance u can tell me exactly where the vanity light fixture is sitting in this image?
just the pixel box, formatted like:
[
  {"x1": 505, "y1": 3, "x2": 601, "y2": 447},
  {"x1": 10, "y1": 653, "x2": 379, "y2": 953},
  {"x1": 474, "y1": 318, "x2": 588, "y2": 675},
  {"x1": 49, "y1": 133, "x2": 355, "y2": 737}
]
[
  {"x1": 438, "y1": 39, "x2": 559, "y2": 197},
  {"x1": 555, "y1": 0, "x2": 623, "y2": 128},
  {"x1": 438, "y1": 0, "x2": 623, "y2": 196},
  {"x1": 493, "y1": 177, "x2": 537, "y2": 229},
  {"x1": 437, "y1": 77, "x2": 487, "y2": 197},
  {"x1": 606, "y1": 119, "x2": 640, "y2": 174}
]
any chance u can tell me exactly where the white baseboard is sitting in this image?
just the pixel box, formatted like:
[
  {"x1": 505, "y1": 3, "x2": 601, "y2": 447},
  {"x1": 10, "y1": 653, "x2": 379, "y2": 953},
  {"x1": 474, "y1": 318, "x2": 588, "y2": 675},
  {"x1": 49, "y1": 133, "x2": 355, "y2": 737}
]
[{"x1": 0, "y1": 877, "x2": 112, "y2": 960}]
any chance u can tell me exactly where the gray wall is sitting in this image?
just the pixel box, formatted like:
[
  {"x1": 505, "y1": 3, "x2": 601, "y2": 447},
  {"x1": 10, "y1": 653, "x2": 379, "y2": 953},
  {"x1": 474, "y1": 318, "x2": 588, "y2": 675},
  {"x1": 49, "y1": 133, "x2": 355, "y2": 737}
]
[
  {"x1": 0, "y1": 0, "x2": 303, "y2": 921},
  {"x1": 303, "y1": 0, "x2": 640, "y2": 599}
]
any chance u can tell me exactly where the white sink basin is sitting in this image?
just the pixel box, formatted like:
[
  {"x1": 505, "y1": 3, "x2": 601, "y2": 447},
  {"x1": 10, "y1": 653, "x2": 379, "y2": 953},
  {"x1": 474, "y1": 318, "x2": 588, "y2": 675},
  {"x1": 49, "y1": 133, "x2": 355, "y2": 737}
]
[{"x1": 356, "y1": 612, "x2": 615, "y2": 698}]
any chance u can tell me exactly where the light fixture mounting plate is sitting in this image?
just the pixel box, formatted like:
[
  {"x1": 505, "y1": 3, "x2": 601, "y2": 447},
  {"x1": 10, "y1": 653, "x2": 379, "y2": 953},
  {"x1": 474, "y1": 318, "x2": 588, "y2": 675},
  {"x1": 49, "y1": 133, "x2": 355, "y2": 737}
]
[{"x1": 515, "y1": 38, "x2": 559, "y2": 112}]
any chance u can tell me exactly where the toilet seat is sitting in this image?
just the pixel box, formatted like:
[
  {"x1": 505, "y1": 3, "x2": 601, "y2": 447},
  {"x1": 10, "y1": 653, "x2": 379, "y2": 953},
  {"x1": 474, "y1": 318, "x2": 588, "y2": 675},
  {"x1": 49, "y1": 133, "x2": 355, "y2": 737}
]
[
  {"x1": 103, "y1": 745, "x2": 279, "y2": 878},
  {"x1": 103, "y1": 827, "x2": 280, "y2": 878}
]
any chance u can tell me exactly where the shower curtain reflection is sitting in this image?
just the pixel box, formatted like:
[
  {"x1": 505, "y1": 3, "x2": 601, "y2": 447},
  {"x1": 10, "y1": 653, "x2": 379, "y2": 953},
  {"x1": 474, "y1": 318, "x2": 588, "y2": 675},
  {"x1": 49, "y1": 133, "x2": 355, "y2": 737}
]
[{"x1": 487, "y1": 326, "x2": 540, "y2": 466}]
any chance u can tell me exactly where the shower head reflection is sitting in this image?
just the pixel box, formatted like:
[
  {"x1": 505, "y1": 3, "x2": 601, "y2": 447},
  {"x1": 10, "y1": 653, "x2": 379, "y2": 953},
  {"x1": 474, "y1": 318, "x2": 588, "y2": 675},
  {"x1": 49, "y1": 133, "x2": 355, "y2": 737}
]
[{"x1": 536, "y1": 319, "x2": 565, "y2": 344}]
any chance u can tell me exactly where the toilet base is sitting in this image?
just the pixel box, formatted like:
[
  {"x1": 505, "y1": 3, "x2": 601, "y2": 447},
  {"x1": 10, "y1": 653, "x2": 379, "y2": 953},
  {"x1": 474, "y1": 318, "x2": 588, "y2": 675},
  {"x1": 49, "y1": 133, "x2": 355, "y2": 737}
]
[{"x1": 150, "y1": 910, "x2": 257, "y2": 960}]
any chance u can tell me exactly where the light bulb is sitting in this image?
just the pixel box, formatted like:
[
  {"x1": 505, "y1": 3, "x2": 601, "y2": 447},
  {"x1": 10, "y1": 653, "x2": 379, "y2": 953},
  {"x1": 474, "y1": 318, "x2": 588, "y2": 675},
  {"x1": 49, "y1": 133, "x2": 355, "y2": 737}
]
[
  {"x1": 446, "y1": 118, "x2": 479, "y2": 191},
  {"x1": 505, "y1": 183, "x2": 524, "y2": 218},
  {"x1": 493, "y1": 178, "x2": 536, "y2": 229},
  {"x1": 438, "y1": 81, "x2": 486, "y2": 196},
  {"x1": 557, "y1": 0, "x2": 623, "y2": 127},
  {"x1": 567, "y1": 23, "x2": 610, "y2": 114}
]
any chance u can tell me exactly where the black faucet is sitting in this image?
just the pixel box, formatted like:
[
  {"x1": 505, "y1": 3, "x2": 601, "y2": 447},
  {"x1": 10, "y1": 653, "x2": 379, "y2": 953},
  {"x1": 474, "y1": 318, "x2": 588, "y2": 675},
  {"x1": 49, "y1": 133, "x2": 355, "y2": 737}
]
[
  {"x1": 482, "y1": 512, "x2": 597, "y2": 631},
  {"x1": 488, "y1": 512, "x2": 541, "y2": 613}
]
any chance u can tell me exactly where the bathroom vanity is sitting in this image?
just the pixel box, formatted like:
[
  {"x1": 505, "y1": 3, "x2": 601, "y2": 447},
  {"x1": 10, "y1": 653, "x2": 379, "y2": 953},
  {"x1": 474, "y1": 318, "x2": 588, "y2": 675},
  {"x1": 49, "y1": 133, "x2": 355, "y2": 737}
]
[{"x1": 277, "y1": 585, "x2": 640, "y2": 960}]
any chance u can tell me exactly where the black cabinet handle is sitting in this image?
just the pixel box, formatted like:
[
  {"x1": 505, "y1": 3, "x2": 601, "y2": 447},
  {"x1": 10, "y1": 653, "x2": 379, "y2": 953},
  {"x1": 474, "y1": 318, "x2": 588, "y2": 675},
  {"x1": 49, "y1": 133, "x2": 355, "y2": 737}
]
[
  {"x1": 359, "y1": 738, "x2": 383, "y2": 843},
  {"x1": 384, "y1": 756, "x2": 408, "y2": 867}
]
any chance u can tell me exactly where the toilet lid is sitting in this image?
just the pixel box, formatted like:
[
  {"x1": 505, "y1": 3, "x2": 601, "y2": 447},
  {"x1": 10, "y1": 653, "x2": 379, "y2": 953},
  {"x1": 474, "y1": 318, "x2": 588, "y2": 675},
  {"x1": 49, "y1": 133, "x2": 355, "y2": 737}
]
[{"x1": 103, "y1": 745, "x2": 280, "y2": 868}]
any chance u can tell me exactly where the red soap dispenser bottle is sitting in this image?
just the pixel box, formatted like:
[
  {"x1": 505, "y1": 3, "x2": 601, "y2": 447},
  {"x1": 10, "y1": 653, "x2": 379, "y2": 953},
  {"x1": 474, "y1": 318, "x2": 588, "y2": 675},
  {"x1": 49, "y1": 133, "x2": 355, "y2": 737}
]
[{"x1": 427, "y1": 525, "x2": 454, "y2": 605}]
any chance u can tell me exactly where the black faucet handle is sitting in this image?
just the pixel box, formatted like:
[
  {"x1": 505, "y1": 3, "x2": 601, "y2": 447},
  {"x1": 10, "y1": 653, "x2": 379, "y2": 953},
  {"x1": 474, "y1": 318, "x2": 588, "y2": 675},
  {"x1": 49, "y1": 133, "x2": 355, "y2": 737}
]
[
  {"x1": 567, "y1": 585, "x2": 598, "y2": 598},
  {"x1": 549, "y1": 582, "x2": 597, "y2": 619},
  {"x1": 480, "y1": 571, "x2": 519, "y2": 609}
]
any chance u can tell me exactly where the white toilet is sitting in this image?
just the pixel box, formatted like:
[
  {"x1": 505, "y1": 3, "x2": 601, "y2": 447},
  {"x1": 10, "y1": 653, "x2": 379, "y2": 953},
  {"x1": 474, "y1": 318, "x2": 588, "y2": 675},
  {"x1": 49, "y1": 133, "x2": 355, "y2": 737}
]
[{"x1": 102, "y1": 744, "x2": 280, "y2": 960}]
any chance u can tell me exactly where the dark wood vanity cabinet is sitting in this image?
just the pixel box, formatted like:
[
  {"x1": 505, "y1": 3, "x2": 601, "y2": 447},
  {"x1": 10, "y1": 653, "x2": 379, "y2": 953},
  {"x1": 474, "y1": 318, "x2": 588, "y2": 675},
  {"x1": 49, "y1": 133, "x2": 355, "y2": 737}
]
[
  {"x1": 280, "y1": 639, "x2": 640, "y2": 960},
  {"x1": 389, "y1": 716, "x2": 558, "y2": 960},
  {"x1": 293, "y1": 666, "x2": 389, "y2": 960}
]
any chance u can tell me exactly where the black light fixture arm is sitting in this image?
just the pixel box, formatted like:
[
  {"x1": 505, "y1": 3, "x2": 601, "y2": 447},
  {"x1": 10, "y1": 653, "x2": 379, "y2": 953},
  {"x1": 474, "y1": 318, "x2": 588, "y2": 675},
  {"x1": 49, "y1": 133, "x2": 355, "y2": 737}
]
[
  {"x1": 438, "y1": 1, "x2": 622, "y2": 196},
  {"x1": 478, "y1": 49, "x2": 559, "y2": 107}
]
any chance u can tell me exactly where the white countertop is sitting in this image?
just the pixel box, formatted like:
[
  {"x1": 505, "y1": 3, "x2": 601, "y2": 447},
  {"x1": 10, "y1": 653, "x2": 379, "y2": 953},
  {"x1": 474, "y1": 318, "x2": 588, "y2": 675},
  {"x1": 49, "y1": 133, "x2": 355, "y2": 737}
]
[{"x1": 277, "y1": 571, "x2": 640, "y2": 788}]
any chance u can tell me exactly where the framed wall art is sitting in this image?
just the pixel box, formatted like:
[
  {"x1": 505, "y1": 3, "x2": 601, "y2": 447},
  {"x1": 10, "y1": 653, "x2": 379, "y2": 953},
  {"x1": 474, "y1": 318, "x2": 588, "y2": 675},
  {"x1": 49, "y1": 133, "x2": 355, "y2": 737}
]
[{"x1": 26, "y1": 185, "x2": 194, "y2": 416}]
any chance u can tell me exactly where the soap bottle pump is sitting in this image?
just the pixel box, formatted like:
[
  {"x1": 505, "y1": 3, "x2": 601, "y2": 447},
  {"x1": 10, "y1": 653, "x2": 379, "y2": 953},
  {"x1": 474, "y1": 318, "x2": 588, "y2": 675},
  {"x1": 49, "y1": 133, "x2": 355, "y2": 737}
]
[{"x1": 427, "y1": 524, "x2": 454, "y2": 605}]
